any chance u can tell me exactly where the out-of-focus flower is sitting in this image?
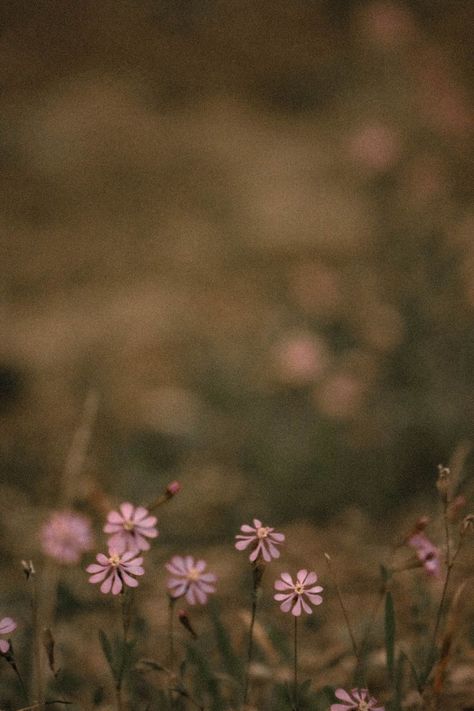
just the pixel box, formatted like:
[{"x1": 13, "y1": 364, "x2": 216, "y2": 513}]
[
  {"x1": 0, "y1": 617, "x2": 17, "y2": 654},
  {"x1": 274, "y1": 569, "x2": 323, "y2": 616},
  {"x1": 357, "y1": 0, "x2": 416, "y2": 50},
  {"x1": 316, "y1": 372, "x2": 365, "y2": 419},
  {"x1": 330, "y1": 687, "x2": 385, "y2": 710},
  {"x1": 40, "y1": 511, "x2": 94, "y2": 564},
  {"x1": 235, "y1": 519, "x2": 285, "y2": 563},
  {"x1": 408, "y1": 533, "x2": 441, "y2": 577},
  {"x1": 349, "y1": 123, "x2": 400, "y2": 174},
  {"x1": 104, "y1": 502, "x2": 158, "y2": 554},
  {"x1": 166, "y1": 555, "x2": 217, "y2": 605},
  {"x1": 272, "y1": 333, "x2": 328, "y2": 386},
  {"x1": 86, "y1": 549, "x2": 144, "y2": 595}
]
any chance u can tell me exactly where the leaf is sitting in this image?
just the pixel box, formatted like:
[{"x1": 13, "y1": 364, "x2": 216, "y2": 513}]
[
  {"x1": 98, "y1": 630, "x2": 117, "y2": 683},
  {"x1": 384, "y1": 590, "x2": 396, "y2": 681}
]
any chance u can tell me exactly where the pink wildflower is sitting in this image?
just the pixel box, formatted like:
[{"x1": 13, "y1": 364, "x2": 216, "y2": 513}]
[
  {"x1": 104, "y1": 502, "x2": 158, "y2": 554},
  {"x1": 330, "y1": 687, "x2": 385, "y2": 711},
  {"x1": 274, "y1": 569, "x2": 323, "y2": 616},
  {"x1": 166, "y1": 480, "x2": 181, "y2": 497},
  {"x1": 40, "y1": 511, "x2": 94, "y2": 564},
  {"x1": 235, "y1": 519, "x2": 285, "y2": 562},
  {"x1": 166, "y1": 555, "x2": 217, "y2": 605},
  {"x1": 408, "y1": 533, "x2": 441, "y2": 577},
  {"x1": 0, "y1": 617, "x2": 17, "y2": 654},
  {"x1": 86, "y1": 549, "x2": 144, "y2": 595}
]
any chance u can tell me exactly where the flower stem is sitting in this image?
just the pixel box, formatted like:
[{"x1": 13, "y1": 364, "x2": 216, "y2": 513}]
[
  {"x1": 168, "y1": 595, "x2": 176, "y2": 672},
  {"x1": 242, "y1": 589, "x2": 258, "y2": 708},
  {"x1": 293, "y1": 615, "x2": 298, "y2": 711},
  {"x1": 31, "y1": 570, "x2": 45, "y2": 711}
]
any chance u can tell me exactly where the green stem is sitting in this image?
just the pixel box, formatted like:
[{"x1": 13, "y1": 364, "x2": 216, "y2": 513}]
[
  {"x1": 243, "y1": 588, "x2": 258, "y2": 708},
  {"x1": 168, "y1": 595, "x2": 176, "y2": 672},
  {"x1": 293, "y1": 615, "x2": 298, "y2": 711}
]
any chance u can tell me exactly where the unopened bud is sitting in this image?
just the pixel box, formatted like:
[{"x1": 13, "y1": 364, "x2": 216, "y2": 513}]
[
  {"x1": 436, "y1": 465, "x2": 450, "y2": 503},
  {"x1": 166, "y1": 481, "x2": 181, "y2": 498},
  {"x1": 21, "y1": 560, "x2": 35, "y2": 580},
  {"x1": 460, "y1": 514, "x2": 474, "y2": 536},
  {"x1": 178, "y1": 609, "x2": 198, "y2": 639},
  {"x1": 414, "y1": 516, "x2": 430, "y2": 532}
]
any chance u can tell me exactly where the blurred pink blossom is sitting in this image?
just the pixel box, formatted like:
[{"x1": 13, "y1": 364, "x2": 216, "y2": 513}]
[
  {"x1": 0, "y1": 617, "x2": 17, "y2": 654},
  {"x1": 40, "y1": 511, "x2": 94, "y2": 564},
  {"x1": 166, "y1": 481, "x2": 181, "y2": 497},
  {"x1": 272, "y1": 333, "x2": 328, "y2": 385},
  {"x1": 86, "y1": 549, "x2": 144, "y2": 595},
  {"x1": 408, "y1": 533, "x2": 441, "y2": 578},
  {"x1": 235, "y1": 519, "x2": 285, "y2": 562},
  {"x1": 166, "y1": 555, "x2": 217, "y2": 605},
  {"x1": 104, "y1": 502, "x2": 158, "y2": 554},
  {"x1": 274, "y1": 569, "x2": 323, "y2": 616},
  {"x1": 357, "y1": 1, "x2": 416, "y2": 50},
  {"x1": 349, "y1": 123, "x2": 400, "y2": 173},
  {"x1": 330, "y1": 687, "x2": 385, "y2": 710}
]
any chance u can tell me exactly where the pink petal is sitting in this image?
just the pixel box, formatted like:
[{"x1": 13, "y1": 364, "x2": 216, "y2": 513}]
[
  {"x1": 274, "y1": 593, "x2": 293, "y2": 602},
  {"x1": 252, "y1": 519, "x2": 262, "y2": 529},
  {"x1": 235, "y1": 538, "x2": 253, "y2": 550},
  {"x1": 121, "y1": 570, "x2": 139, "y2": 588},
  {"x1": 266, "y1": 541, "x2": 281, "y2": 559},
  {"x1": 249, "y1": 543, "x2": 262, "y2": 562},
  {"x1": 168, "y1": 581, "x2": 188, "y2": 597},
  {"x1": 100, "y1": 575, "x2": 114, "y2": 594},
  {"x1": 297, "y1": 569, "x2": 308, "y2": 584},
  {"x1": 270, "y1": 532, "x2": 285, "y2": 542},
  {"x1": 300, "y1": 597, "x2": 313, "y2": 614},
  {"x1": 107, "y1": 533, "x2": 127, "y2": 554},
  {"x1": 335, "y1": 689, "x2": 355, "y2": 703},
  {"x1": 103, "y1": 522, "x2": 122, "y2": 533},
  {"x1": 306, "y1": 585, "x2": 323, "y2": 594},
  {"x1": 0, "y1": 618, "x2": 17, "y2": 635},
  {"x1": 305, "y1": 592, "x2": 323, "y2": 606},
  {"x1": 133, "y1": 533, "x2": 151, "y2": 551},
  {"x1": 198, "y1": 581, "x2": 216, "y2": 593},
  {"x1": 194, "y1": 586, "x2": 207, "y2": 604},
  {"x1": 291, "y1": 598, "x2": 303, "y2": 616},
  {"x1": 274, "y1": 580, "x2": 291, "y2": 591},
  {"x1": 199, "y1": 572, "x2": 216, "y2": 583},
  {"x1": 111, "y1": 573, "x2": 123, "y2": 595},
  {"x1": 304, "y1": 572, "x2": 318, "y2": 586},
  {"x1": 0, "y1": 639, "x2": 10, "y2": 653},
  {"x1": 97, "y1": 553, "x2": 110, "y2": 565},
  {"x1": 132, "y1": 506, "x2": 150, "y2": 522},
  {"x1": 119, "y1": 502, "x2": 135, "y2": 520},
  {"x1": 89, "y1": 570, "x2": 109, "y2": 584},
  {"x1": 185, "y1": 555, "x2": 195, "y2": 571},
  {"x1": 280, "y1": 598, "x2": 293, "y2": 613},
  {"x1": 86, "y1": 563, "x2": 106, "y2": 574},
  {"x1": 186, "y1": 586, "x2": 196, "y2": 605},
  {"x1": 107, "y1": 511, "x2": 125, "y2": 524},
  {"x1": 329, "y1": 705, "x2": 353, "y2": 711},
  {"x1": 280, "y1": 572, "x2": 294, "y2": 586},
  {"x1": 239, "y1": 526, "x2": 256, "y2": 535}
]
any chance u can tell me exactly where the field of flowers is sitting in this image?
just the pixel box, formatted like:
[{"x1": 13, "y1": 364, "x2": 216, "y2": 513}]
[{"x1": 1, "y1": 1, "x2": 473, "y2": 709}]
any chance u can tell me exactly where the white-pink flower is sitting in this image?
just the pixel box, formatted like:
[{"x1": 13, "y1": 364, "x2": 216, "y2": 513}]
[
  {"x1": 330, "y1": 687, "x2": 385, "y2": 711},
  {"x1": 0, "y1": 617, "x2": 17, "y2": 654},
  {"x1": 274, "y1": 569, "x2": 323, "y2": 616},
  {"x1": 40, "y1": 511, "x2": 94, "y2": 564},
  {"x1": 86, "y1": 549, "x2": 145, "y2": 595},
  {"x1": 235, "y1": 519, "x2": 285, "y2": 562},
  {"x1": 408, "y1": 533, "x2": 441, "y2": 577},
  {"x1": 166, "y1": 555, "x2": 217, "y2": 605},
  {"x1": 104, "y1": 502, "x2": 158, "y2": 554}
]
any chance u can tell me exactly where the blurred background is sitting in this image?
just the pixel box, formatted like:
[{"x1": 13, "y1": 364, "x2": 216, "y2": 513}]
[{"x1": 1, "y1": 0, "x2": 474, "y2": 534}]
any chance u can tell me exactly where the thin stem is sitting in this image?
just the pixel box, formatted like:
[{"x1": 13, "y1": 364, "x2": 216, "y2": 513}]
[
  {"x1": 422, "y1": 536, "x2": 464, "y2": 687},
  {"x1": 30, "y1": 571, "x2": 45, "y2": 711},
  {"x1": 242, "y1": 591, "x2": 258, "y2": 708},
  {"x1": 168, "y1": 595, "x2": 176, "y2": 672},
  {"x1": 293, "y1": 615, "x2": 298, "y2": 711},
  {"x1": 324, "y1": 554, "x2": 360, "y2": 661}
]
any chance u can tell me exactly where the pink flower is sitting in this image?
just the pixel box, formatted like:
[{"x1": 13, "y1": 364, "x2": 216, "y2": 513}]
[
  {"x1": 166, "y1": 481, "x2": 181, "y2": 497},
  {"x1": 166, "y1": 555, "x2": 217, "y2": 605},
  {"x1": 408, "y1": 533, "x2": 441, "y2": 578},
  {"x1": 274, "y1": 569, "x2": 323, "y2": 616},
  {"x1": 235, "y1": 519, "x2": 285, "y2": 562},
  {"x1": 330, "y1": 687, "x2": 385, "y2": 710},
  {"x1": 104, "y1": 502, "x2": 158, "y2": 554},
  {"x1": 0, "y1": 617, "x2": 17, "y2": 654},
  {"x1": 86, "y1": 549, "x2": 145, "y2": 595},
  {"x1": 40, "y1": 511, "x2": 94, "y2": 564}
]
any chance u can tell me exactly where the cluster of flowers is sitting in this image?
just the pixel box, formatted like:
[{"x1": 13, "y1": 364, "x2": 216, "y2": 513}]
[{"x1": 5, "y1": 490, "x2": 448, "y2": 709}]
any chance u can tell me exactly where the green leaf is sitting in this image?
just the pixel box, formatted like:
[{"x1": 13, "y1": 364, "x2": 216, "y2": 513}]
[
  {"x1": 98, "y1": 630, "x2": 117, "y2": 683},
  {"x1": 385, "y1": 591, "x2": 396, "y2": 681}
]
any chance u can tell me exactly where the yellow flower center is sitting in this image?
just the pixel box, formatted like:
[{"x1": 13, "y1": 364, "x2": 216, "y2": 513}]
[
  {"x1": 109, "y1": 554, "x2": 121, "y2": 567},
  {"x1": 294, "y1": 582, "x2": 304, "y2": 595},
  {"x1": 187, "y1": 567, "x2": 200, "y2": 581},
  {"x1": 358, "y1": 703, "x2": 369, "y2": 711},
  {"x1": 123, "y1": 519, "x2": 135, "y2": 531},
  {"x1": 257, "y1": 526, "x2": 270, "y2": 539}
]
